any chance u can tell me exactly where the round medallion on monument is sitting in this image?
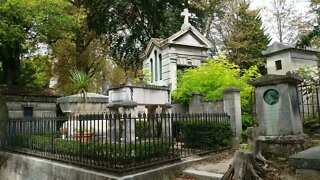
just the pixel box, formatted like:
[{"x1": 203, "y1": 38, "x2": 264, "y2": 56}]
[{"x1": 263, "y1": 89, "x2": 279, "y2": 105}]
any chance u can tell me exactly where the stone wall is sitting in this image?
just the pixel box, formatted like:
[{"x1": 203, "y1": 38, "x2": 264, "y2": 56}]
[
  {"x1": 172, "y1": 93, "x2": 224, "y2": 114},
  {"x1": 0, "y1": 151, "x2": 117, "y2": 180},
  {"x1": 0, "y1": 86, "x2": 60, "y2": 118}
]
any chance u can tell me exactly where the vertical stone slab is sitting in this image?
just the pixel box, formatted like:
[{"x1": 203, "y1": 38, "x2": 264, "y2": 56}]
[
  {"x1": 249, "y1": 73, "x2": 307, "y2": 158},
  {"x1": 161, "y1": 103, "x2": 172, "y2": 138},
  {"x1": 0, "y1": 95, "x2": 8, "y2": 147},
  {"x1": 122, "y1": 102, "x2": 138, "y2": 142},
  {"x1": 146, "y1": 105, "x2": 158, "y2": 138},
  {"x1": 106, "y1": 106, "x2": 120, "y2": 142},
  {"x1": 249, "y1": 73, "x2": 304, "y2": 136},
  {"x1": 223, "y1": 87, "x2": 242, "y2": 143},
  {"x1": 169, "y1": 57, "x2": 178, "y2": 90}
]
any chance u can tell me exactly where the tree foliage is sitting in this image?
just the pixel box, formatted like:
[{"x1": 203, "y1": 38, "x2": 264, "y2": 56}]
[
  {"x1": 172, "y1": 54, "x2": 261, "y2": 129},
  {"x1": 265, "y1": 0, "x2": 312, "y2": 44},
  {"x1": 213, "y1": 0, "x2": 270, "y2": 71},
  {"x1": 297, "y1": 0, "x2": 320, "y2": 48},
  {"x1": 19, "y1": 55, "x2": 52, "y2": 87},
  {"x1": 0, "y1": 0, "x2": 76, "y2": 85},
  {"x1": 83, "y1": 0, "x2": 184, "y2": 72},
  {"x1": 83, "y1": 0, "x2": 225, "y2": 73},
  {"x1": 172, "y1": 54, "x2": 261, "y2": 103}
]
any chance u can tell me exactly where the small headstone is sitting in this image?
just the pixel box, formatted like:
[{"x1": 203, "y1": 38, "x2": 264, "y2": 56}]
[{"x1": 290, "y1": 145, "x2": 320, "y2": 170}]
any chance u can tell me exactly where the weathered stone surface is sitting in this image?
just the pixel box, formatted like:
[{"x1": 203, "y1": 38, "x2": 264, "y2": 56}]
[
  {"x1": 263, "y1": 42, "x2": 319, "y2": 75},
  {"x1": 223, "y1": 87, "x2": 242, "y2": 142},
  {"x1": 57, "y1": 93, "x2": 109, "y2": 114},
  {"x1": 248, "y1": 72, "x2": 303, "y2": 87},
  {"x1": 0, "y1": 86, "x2": 60, "y2": 118},
  {"x1": 258, "y1": 135, "x2": 308, "y2": 159},
  {"x1": 250, "y1": 73, "x2": 304, "y2": 136},
  {"x1": 290, "y1": 145, "x2": 320, "y2": 170}
]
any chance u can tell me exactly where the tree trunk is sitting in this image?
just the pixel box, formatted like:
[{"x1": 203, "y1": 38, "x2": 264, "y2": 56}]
[
  {"x1": 222, "y1": 140, "x2": 276, "y2": 180},
  {"x1": 0, "y1": 44, "x2": 20, "y2": 85}
]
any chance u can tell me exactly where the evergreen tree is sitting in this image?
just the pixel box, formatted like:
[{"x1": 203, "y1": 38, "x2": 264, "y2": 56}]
[{"x1": 215, "y1": 0, "x2": 270, "y2": 72}]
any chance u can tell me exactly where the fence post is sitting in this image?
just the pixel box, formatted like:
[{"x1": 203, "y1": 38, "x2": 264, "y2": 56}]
[{"x1": 223, "y1": 87, "x2": 242, "y2": 147}]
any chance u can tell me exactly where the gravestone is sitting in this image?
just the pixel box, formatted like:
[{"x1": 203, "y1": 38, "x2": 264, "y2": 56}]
[
  {"x1": 57, "y1": 93, "x2": 109, "y2": 139},
  {"x1": 108, "y1": 79, "x2": 172, "y2": 140},
  {"x1": 249, "y1": 72, "x2": 307, "y2": 158}
]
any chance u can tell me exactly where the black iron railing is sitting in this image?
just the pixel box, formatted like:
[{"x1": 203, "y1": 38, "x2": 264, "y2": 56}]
[
  {"x1": 4, "y1": 113, "x2": 231, "y2": 173},
  {"x1": 298, "y1": 83, "x2": 320, "y2": 125}
]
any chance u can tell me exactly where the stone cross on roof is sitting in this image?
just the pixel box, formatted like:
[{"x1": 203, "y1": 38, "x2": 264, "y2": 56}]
[{"x1": 181, "y1": 8, "x2": 192, "y2": 30}]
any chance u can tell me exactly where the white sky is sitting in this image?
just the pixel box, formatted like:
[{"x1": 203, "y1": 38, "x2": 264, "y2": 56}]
[{"x1": 250, "y1": 0, "x2": 313, "y2": 43}]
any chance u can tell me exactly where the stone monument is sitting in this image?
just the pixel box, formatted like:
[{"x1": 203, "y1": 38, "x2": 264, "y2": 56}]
[
  {"x1": 140, "y1": 8, "x2": 212, "y2": 90},
  {"x1": 249, "y1": 72, "x2": 307, "y2": 158}
]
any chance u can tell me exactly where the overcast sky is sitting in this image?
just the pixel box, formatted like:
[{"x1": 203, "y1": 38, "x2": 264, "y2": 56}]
[{"x1": 250, "y1": 0, "x2": 313, "y2": 43}]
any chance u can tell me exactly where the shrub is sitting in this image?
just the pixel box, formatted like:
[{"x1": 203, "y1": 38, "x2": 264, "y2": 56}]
[
  {"x1": 8, "y1": 132, "x2": 172, "y2": 162},
  {"x1": 173, "y1": 121, "x2": 231, "y2": 149},
  {"x1": 241, "y1": 129, "x2": 249, "y2": 141},
  {"x1": 135, "y1": 120, "x2": 147, "y2": 138},
  {"x1": 172, "y1": 54, "x2": 261, "y2": 130}
]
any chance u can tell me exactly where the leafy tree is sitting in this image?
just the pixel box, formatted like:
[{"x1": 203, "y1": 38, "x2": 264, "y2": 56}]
[
  {"x1": 172, "y1": 54, "x2": 261, "y2": 129},
  {"x1": 19, "y1": 55, "x2": 52, "y2": 87},
  {"x1": 83, "y1": 0, "x2": 184, "y2": 73},
  {"x1": 264, "y1": 0, "x2": 312, "y2": 44},
  {"x1": 52, "y1": 38, "x2": 112, "y2": 95},
  {"x1": 83, "y1": 0, "x2": 225, "y2": 73},
  {"x1": 213, "y1": 0, "x2": 270, "y2": 72},
  {"x1": 0, "y1": 0, "x2": 76, "y2": 85},
  {"x1": 297, "y1": 0, "x2": 320, "y2": 48}
]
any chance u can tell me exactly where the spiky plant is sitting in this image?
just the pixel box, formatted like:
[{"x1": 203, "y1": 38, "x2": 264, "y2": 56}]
[{"x1": 70, "y1": 70, "x2": 93, "y2": 102}]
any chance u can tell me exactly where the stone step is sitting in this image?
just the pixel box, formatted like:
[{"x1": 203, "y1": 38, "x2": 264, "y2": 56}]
[{"x1": 183, "y1": 168, "x2": 224, "y2": 180}]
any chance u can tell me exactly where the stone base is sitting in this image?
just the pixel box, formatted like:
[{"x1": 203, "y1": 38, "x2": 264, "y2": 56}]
[
  {"x1": 290, "y1": 145, "x2": 320, "y2": 170},
  {"x1": 257, "y1": 134, "x2": 309, "y2": 160}
]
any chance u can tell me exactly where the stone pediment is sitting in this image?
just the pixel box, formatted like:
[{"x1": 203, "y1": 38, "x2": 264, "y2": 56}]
[
  {"x1": 140, "y1": 26, "x2": 212, "y2": 60},
  {"x1": 171, "y1": 31, "x2": 206, "y2": 46}
]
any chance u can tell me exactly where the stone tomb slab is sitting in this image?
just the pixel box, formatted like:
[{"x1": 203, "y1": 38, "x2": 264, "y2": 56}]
[{"x1": 289, "y1": 145, "x2": 320, "y2": 170}]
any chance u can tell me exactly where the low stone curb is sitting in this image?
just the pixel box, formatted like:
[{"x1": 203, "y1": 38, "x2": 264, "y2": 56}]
[{"x1": 183, "y1": 168, "x2": 223, "y2": 180}]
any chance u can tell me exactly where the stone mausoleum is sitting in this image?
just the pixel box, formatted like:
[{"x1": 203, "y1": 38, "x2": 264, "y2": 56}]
[
  {"x1": 263, "y1": 41, "x2": 319, "y2": 75},
  {"x1": 140, "y1": 9, "x2": 212, "y2": 91},
  {"x1": 0, "y1": 86, "x2": 60, "y2": 118}
]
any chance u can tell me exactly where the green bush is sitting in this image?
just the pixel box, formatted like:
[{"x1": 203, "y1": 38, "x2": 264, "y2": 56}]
[
  {"x1": 241, "y1": 129, "x2": 249, "y2": 141},
  {"x1": 172, "y1": 121, "x2": 231, "y2": 149},
  {"x1": 135, "y1": 119, "x2": 163, "y2": 138},
  {"x1": 303, "y1": 114, "x2": 320, "y2": 132},
  {"x1": 136, "y1": 120, "x2": 147, "y2": 138},
  {"x1": 8, "y1": 132, "x2": 172, "y2": 162}
]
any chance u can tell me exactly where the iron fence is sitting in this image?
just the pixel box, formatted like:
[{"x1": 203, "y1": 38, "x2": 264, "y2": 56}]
[
  {"x1": 4, "y1": 113, "x2": 231, "y2": 173},
  {"x1": 298, "y1": 83, "x2": 320, "y2": 125}
]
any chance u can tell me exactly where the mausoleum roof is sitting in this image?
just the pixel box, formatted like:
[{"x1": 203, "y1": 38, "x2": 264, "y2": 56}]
[
  {"x1": 0, "y1": 85, "x2": 61, "y2": 97},
  {"x1": 262, "y1": 41, "x2": 320, "y2": 56},
  {"x1": 140, "y1": 25, "x2": 212, "y2": 60}
]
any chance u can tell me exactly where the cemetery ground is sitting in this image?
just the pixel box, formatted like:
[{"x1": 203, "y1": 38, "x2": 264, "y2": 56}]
[{"x1": 173, "y1": 133, "x2": 320, "y2": 180}]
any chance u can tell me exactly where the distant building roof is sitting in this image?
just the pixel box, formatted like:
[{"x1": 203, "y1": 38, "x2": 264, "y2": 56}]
[
  {"x1": 0, "y1": 85, "x2": 61, "y2": 97},
  {"x1": 262, "y1": 41, "x2": 320, "y2": 56}
]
